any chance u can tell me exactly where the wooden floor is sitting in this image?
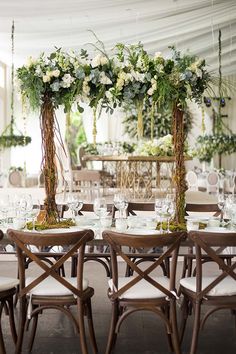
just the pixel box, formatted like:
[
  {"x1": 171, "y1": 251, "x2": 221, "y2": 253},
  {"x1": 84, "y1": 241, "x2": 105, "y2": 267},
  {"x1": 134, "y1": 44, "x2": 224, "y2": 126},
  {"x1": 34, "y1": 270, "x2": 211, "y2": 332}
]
[{"x1": 1, "y1": 259, "x2": 236, "y2": 354}]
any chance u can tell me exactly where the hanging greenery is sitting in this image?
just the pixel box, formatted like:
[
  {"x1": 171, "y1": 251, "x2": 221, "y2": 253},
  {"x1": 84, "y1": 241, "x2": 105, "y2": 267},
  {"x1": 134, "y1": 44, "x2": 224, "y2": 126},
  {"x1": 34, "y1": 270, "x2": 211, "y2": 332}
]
[
  {"x1": 0, "y1": 21, "x2": 31, "y2": 149},
  {"x1": 122, "y1": 102, "x2": 193, "y2": 139},
  {"x1": 195, "y1": 30, "x2": 235, "y2": 167},
  {"x1": 195, "y1": 134, "x2": 236, "y2": 163}
]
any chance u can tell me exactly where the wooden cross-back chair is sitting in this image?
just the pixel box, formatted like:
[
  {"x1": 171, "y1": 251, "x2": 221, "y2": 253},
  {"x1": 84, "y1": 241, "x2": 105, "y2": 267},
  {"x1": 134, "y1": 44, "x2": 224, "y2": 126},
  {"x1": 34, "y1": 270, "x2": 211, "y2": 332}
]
[
  {"x1": 179, "y1": 230, "x2": 236, "y2": 354},
  {"x1": 112, "y1": 201, "x2": 170, "y2": 277},
  {"x1": 70, "y1": 202, "x2": 113, "y2": 278},
  {"x1": 102, "y1": 229, "x2": 185, "y2": 354},
  {"x1": 182, "y1": 203, "x2": 222, "y2": 279},
  {"x1": 0, "y1": 230, "x2": 19, "y2": 354},
  {"x1": 7, "y1": 228, "x2": 98, "y2": 354}
]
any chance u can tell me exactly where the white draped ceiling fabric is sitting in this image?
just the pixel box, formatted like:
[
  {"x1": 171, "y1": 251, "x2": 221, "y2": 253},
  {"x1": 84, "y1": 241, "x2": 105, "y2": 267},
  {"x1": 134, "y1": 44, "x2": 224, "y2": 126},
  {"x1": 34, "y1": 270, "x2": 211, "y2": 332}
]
[
  {"x1": 0, "y1": 0, "x2": 235, "y2": 75},
  {"x1": 0, "y1": 0, "x2": 236, "y2": 173}
]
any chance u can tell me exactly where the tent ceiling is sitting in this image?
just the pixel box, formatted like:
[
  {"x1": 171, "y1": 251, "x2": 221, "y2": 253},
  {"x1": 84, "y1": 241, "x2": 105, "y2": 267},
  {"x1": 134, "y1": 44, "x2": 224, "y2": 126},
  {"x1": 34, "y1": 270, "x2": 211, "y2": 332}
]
[{"x1": 0, "y1": 0, "x2": 235, "y2": 75}]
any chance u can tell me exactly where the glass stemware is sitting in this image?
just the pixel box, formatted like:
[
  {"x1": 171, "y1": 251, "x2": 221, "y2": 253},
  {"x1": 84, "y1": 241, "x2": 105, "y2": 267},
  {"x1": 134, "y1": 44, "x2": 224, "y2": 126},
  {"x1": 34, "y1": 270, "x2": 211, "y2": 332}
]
[
  {"x1": 66, "y1": 194, "x2": 83, "y2": 222},
  {"x1": 162, "y1": 199, "x2": 175, "y2": 233},
  {"x1": 217, "y1": 193, "x2": 226, "y2": 225},
  {"x1": 31, "y1": 202, "x2": 41, "y2": 231},
  {"x1": 93, "y1": 197, "x2": 108, "y2": 219},
  {"x1": 155, "y1": 198, "x2": 164, "y2": 233},
  {"x1": 114, "y1": 193, "x2": 128, "y2": 218},
  {"x1": 19, "y1": 194, "x2": 33, "y2": 225}
]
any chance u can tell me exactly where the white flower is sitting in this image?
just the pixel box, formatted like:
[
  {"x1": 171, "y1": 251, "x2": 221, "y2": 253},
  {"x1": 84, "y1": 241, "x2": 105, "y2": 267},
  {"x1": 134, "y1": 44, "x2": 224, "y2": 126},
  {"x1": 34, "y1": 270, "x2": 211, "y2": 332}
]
[
  {"x1": 131, "y1": 70, "x2": 145, "y2": 82},
  {"x1": 147, "y1": 87, "x2": 154, "y2": 95},
  {"x1": 35, "y1": 65, "x2": 43, "y2": 76},
  {"x1": 154, "y1": 51, "x2": 162, "y2": 58},
  {"x1": 60, "y1": 74, "x2": 75, "y2": 88},
  {"x1": 82, "y1": 79, "x2": 90, "y2": 95},
  {"x1": 100, "y1": 55, "x2": 109, "y2": 66},
  {"x1": 42, "y1": 75, "x2": 51, "y2": 83},
  {"x1": 52, "y1": 69, "x2": 60, "y2": 78},
  {"x1": 26, "y1": 56, "x2": 37, "y2": 67},
  {"x1": 99, "y1": 72, "x2": 112, "y2": 85},
  {"x1": 91, "y1": 54, "x2": 108, "y2": 68}
]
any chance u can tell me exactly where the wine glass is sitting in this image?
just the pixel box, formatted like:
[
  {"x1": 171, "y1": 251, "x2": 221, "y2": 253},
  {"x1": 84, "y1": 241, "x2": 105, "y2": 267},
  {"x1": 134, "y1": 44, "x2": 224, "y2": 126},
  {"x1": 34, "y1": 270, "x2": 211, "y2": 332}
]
[
  {"x1": 93, "y1": 197, "x2": 108, "y2": 219},
  {"x1": 217, "y1": 193, "x2": 226, "y2": 225},
  {"x1": 114, "y1": 193, "x2": 128, "y2": 218},
  {"x1": 19, "y1": 194, "x2": 33, "y2": 221},
  {"x1": 162, "y1": 199, "x2": 175, "y2": 233},
  {"x1": 31, "y1": 202, "x2": 41, "y2": 231},
  {"x1": 155, "y1": 198, "x2": 164, "y2": 233},
  {"x1": 66, "y1": 193, "x2": 83, "y2": 221},
  {"x1": 0, "y1": 194, "x2": 10, "y2": 228}
]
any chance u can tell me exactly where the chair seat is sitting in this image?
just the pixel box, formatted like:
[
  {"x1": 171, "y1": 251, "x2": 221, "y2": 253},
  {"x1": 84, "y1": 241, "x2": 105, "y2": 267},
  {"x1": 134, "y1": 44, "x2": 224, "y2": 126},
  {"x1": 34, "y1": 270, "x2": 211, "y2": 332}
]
[
  {"x1": 26, "y1": 276, "x2": 89, "y2": 296},
  {"x1": 180, "y1": 276, "x2": 236, "y2": 296},
  {"x1": 0, "y1": 276, "x2": 19, "y2": 292},
  {"x1": 108, "y1": 276, "x2": 169, "y2": 299}
]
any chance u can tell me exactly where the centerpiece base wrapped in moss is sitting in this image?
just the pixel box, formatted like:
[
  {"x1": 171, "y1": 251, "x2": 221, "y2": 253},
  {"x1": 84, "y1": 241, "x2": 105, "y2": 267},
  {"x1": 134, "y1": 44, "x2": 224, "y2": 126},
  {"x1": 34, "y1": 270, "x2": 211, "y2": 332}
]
[{"x1": 26, "y1": 218, "x2": 75, "y2": 231}]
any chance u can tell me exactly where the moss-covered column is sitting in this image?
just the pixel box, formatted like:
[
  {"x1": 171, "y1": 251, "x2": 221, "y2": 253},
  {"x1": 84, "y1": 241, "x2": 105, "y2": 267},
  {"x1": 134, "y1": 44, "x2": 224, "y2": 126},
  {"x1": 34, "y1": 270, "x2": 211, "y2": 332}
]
[
  {"x1": 172, "y1": 103, "x2": 187, "y2": 224},
  {"x1": 40, "y1": 94, "x2": 59, "y2": 224}
]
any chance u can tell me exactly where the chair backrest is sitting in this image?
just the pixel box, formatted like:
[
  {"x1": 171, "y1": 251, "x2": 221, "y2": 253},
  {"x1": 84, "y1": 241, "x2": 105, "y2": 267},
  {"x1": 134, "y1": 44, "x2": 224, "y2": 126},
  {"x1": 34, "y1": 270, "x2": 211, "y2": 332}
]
[
  {"x1": 188, "y1": 230, "x2": 236, "y2": 297},
  {"x1": 112, "y1": 202, "x2": 155, "y2": 218},
  {"x1": 7, "y1": 228, "x2": 94, "y2": 297},
  {"x1": 78, "y1": 202, "x2": 113, "y2": 215},
  {"x1": 185, "y1": 203, "x2": 220, "y2": 216},
  {"x1": 206, "y1": 171, "x2": 219, "y2": 193},
  {"x1": 103, "y1": 230, "x2": 185, "y2": 300},
  {"x1": 186, "y1": 171, "x2": 198, "y2": 191}
]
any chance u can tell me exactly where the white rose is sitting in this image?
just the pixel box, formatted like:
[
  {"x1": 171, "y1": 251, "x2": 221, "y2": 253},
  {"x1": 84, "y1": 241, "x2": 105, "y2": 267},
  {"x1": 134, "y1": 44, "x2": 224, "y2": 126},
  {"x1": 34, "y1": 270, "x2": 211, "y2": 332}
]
[
  {"x1": 100, "y1": 56, "x2": 109, "y2": 66},
  {"x1": 43, "y1": 75, "x2": 51, "y2": 83},
  {"x1": 52, "y1": 69, "x2": 60, "y2": 77},
  {"x1": 91, "y1": 54, "x2": 102, "y2": 68},
  {"x1": 61, "y1": 74, "x2": 75, "y2": 88}
]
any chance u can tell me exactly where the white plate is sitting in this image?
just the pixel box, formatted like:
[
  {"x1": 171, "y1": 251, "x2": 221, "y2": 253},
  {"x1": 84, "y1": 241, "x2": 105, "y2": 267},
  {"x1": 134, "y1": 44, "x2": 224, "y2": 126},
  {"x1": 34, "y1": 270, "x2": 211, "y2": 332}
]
[
  {"x1": 126, "y1": 228, "x2": 160, "y2": 235},
  {"x1": 40, "y1": 226, "x2": 84, "y2": 234},
  {"x1": 185, "y1": 215, "x2": 210, "y2": 222},
  {"x1": 186, "y1": 212, "x2": 215, "y2": 218},
  {"x1": 203, "y1": 227, "x2": 232, "y2": 233}
]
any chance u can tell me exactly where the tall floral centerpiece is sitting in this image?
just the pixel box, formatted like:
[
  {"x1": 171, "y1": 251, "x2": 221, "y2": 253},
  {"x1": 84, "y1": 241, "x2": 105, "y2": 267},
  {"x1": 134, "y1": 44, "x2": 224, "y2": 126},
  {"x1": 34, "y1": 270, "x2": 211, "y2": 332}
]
[
  {"x1": 146, "y1": 48, "x2": 211, "y2": 223},
  {"x1": 17, "y1": 49, "x2": 83, "y2": 223},
  {"x1": 108, "y1": 45, "x2": 211, "y2": 224}
]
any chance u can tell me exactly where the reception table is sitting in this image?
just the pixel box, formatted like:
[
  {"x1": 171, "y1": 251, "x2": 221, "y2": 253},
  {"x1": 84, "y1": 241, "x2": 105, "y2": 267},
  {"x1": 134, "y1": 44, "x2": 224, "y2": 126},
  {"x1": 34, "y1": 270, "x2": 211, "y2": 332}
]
[{"x1": 83, "y1": 155, "x2": 188, "y2": 199}]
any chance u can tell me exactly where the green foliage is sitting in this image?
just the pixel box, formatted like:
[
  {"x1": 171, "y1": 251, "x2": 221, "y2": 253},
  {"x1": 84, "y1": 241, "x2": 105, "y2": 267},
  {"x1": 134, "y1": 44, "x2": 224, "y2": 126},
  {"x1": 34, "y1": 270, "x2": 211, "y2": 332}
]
[
  {"x1": 17, "y1": 44, "x2": 212, "y2": 117},
  {"x1": 123, "y1": 103, "x2": 193, "y2": 139},
  {"x1": 194, "y1": 134, "x2": 236, "y2": 162},
  {"x1": 66, "y1": 111, "x2": 87, "y2": 167},
  {"x1": 0, "y1": 134, "x2": 31, "y2": 148}
]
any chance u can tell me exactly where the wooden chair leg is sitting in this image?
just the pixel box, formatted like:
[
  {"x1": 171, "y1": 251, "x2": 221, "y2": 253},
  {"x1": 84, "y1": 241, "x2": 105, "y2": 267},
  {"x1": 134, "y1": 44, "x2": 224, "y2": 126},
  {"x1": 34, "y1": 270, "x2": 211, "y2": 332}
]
[
  {"x1": 15, "y1": 297, "x2": 27, "y2": 354},
  {"x1": 170, "y1": 299, "x2": 181, "y2": 354},
  {"x1": 190, "y1": 302, "x2": 201, "y2": 354},
  {"x1": 77, "y1": 300, "x2": 89, "y2": 354},
  {"x1": 86, "y1": 299, "x2": 98, "y2": 354},
  {"x1": 28, "y1": 313, "x2": 39, "y2": 352},
  {"x1": 7, "y1": 295, "x2": 17, "y2": 344},
  {"x1": 179, "y1": 295, "x2": 190, "y2": 344},
  {"x1": 0, "y1": 304, "x2": 6, "y2": 354},
  {"x1": 105, "y1": 301, "x2": 119, "y2": 354}
]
